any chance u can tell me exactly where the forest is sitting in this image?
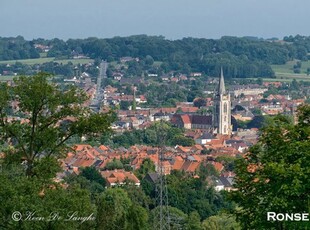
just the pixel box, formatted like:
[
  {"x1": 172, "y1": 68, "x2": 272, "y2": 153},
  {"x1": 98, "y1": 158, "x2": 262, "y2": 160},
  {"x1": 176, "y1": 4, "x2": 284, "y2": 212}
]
[{"x1": 1, "y1": 34, "x2": 310, "y2": 78}]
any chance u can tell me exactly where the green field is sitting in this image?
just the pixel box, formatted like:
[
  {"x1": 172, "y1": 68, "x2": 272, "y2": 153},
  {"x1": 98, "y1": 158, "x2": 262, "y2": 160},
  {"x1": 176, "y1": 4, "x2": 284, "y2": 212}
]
[
  {"x1": 55, "y1": 58, "x2": 94, "y2": 65},
  {"x1": 0, "y1": 75, "x2": 16, "y2": 81},
  {"x1": 0, "y1": 57, "x2": 94, "y2": 65},
  {"x1": 271, "y1": 60, "x2": 310, "y2": 82},
  {"x1": 271, "y1": 60, "x2": 310, "y2": 74}
]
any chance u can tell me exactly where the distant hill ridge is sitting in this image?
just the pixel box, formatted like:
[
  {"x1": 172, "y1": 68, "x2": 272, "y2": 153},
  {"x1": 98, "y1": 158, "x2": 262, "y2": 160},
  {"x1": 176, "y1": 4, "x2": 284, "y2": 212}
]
[{"x1": 1, "y1": 34, "x2": 310, "y2": 78}]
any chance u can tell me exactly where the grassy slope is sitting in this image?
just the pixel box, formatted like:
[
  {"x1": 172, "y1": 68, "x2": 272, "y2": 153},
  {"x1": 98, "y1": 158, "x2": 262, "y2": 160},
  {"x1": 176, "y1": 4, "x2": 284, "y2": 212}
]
[
  {"x1": 271, "y1": 60, "x2": 310, "y2": 82},
  {"x1": 0, "y1": 58, "x2": 94, "y2": 65},
  {"x1": 0, "y1": 75, "x2": 15, "y2": 81}
]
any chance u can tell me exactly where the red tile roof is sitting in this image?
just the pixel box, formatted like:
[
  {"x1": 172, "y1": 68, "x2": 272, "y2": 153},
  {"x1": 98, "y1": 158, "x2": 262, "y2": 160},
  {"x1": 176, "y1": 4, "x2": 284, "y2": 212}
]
[
  {"x1": 74, "y1": 144, "x2": 92, "y2": 152},
  {"x1": 212, "y1": 162, "x2": 224, "y2": 172},
  {"x1": 180, "y1": 107, "x2": 199, "y2": 113},
  {"x1": 180, "y1": 114, "x2": 191, "y2": 124},
  {"x1": 99, "y1": 145, "x2": 109, "y2": 151},
  {"x1": 101, "y1": 170, "x2": 140, "y2": 186}
]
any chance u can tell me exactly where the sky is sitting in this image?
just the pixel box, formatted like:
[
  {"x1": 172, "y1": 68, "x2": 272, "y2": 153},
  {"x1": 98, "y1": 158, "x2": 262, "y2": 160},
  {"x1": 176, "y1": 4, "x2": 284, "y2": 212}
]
[{"x1": 0, "y1": 0, "x2": 309, "y2": 40}]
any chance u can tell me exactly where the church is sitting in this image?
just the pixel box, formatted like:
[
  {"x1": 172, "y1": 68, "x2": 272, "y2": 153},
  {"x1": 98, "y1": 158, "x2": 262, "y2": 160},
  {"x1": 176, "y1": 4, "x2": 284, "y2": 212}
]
[
  {"x1": 213, "y1": 68, "x2": 232, "y2": 135},
  {"x1": 171, "y1": 68, "x2": 232, "y2": 135}
]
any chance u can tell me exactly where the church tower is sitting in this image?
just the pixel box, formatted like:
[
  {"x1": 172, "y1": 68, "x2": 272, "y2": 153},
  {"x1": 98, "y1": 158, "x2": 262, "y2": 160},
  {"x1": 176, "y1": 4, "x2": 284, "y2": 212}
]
[{"x1": 213, "y1": 68, "x2": 231, "y2": 135}]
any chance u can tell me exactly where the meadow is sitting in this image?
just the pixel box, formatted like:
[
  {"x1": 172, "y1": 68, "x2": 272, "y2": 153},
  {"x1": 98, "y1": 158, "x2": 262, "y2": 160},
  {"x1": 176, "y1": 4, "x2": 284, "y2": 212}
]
[
  {"x1": 0, "y1": 75, "x2": 16, "y2": 81},
  {"x1": 0, "y1": 57, "x2": 94, "y2": 65},
  {"x1": 271, "y1": 60, "x2": 310, "y2": 82}
]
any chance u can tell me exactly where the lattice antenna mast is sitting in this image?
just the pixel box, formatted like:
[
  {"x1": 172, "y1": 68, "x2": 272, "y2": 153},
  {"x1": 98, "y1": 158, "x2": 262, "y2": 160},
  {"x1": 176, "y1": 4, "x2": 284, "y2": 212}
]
[{"x1": 154, "y1": 122, "x2": 170, "y2": 230}]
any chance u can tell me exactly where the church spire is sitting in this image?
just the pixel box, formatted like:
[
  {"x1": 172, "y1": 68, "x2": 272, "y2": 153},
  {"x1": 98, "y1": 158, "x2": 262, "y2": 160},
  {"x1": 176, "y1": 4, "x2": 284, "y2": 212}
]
[{"x1": 218, "y1": 67, "x2": 226, "y2": 95}]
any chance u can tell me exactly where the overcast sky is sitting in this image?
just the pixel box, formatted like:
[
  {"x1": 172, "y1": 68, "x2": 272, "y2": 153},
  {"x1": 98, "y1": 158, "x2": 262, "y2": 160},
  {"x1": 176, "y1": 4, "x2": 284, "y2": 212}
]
[{"x1": 0, "y1": 0, "x2": 309, "y2": 40}]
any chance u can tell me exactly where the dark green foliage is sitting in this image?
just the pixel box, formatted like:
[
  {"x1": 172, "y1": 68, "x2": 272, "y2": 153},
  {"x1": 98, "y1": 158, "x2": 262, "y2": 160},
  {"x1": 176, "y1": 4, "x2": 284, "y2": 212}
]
[
  {"x1": 246, "y1": 115, "x2": 266, "y2": 129},
  {"x1": 135, "y1": 158, "x2": 156, "y2": 180},
  {"x1": 186, "y1": 211, "x2": 203, "y2": 230},
  {"x1": 215, "y1": 156, "x2": 236, "y2": 172},
  {"x1": 170, "y1": 134, "x2": 195, "y2": 146},
  {"x1": 198, "y1": 163, "x2": 219, "y2": 179},
  {"x1": 0, "y1": 73, "x2": 116, "y2": 176},
  {"x1": 111, "y1": 121, "x2": 194, "y2": 147},
  {"x1": 144, "y1": 82, "x2": 189, "y2": 107},
  {"x1": 0, "y1": 164, "x2": 96, "y2": 230},
  {"x1": 0, "y1": 35, "x2": 306, "y2": 78},
  {"x1": 80, "y1": 166, "x2": 106, "y2": 186},
  {"x1": 230, "y1": 105, "x2": 310, "y2": 229},
  {"x1": 65, "y1": 173, "x2": 105, "y2": 200},
  {"x1": 193, "y1": 98, "x2": 206, "y2": 109},
  {"x1": 43, "y1": 35, "x2": 283, "y2": 78},
  {"x1": 119, "y1": 100, "x2": 131, "y2": 110},
  {"x1": 202, "y1": 213, "x2": 241, "y2": 230},
  {"x1": 0, "y1": 36, "x2": 40, "y2": 60},
  {"x1": 96, "y1": 188, "x2": 148, "y2": 230},
  {"x1": 149, "y1": 206, "x2": 188, "y2": 229},
  {"x1": 165, "y1": 171, "x2": 231, "y2": 220},
  {"x1": 251, "y1": 107, "x2": 262, "y2": 116},
  {"x1": 105, "y1": 158, "x2": 124, "y2": 170},
  {"x1": 4, "y1": 35, "x2": 310, "y2": 78},
  {"x1": 235, "y1": 120, "x2": 249, "y2": 129}
]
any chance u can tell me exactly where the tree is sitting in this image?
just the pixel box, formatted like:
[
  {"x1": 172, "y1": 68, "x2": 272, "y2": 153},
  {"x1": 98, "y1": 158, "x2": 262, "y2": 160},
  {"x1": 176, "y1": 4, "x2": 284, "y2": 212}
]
[
  {"x1": 251, "y1": 107, "x2": 262, "y2": 116},
  {"x1": 135, "y1": 158, "x2": 156, "y2": 179},
  {"x1": 0, "y1": 164, "x2": 96, "y2": 230},
  {"x1": 202, "y1": 213, "x2": 241, "y2": 230},
  {"x1": 256, "y1": 78, "x2": 263, "y2": 85},
  {"x1": 291, "y1": 78, "x2": 299, "y2": 90},
  {"x1": 96, "y1": 188, "x2": 148, "y2": 230},
  {"x1": 194, "y1": 98, "x2": 207, "y2": 108},
  {"x1": 186, "y1": 211, "x2": 203, "y2": 230},
  {"x1": 120, "y1": 100, "x2": 131, "y2": 110},
  {"x1": 65, "y1": 173, "x2": 105, "y2": 199},
  {"x1": 96, "y1": 188, "x2": 132, "y2": 230},
  {"x1": 105, "y1": 158, "x2": 124, "y2": 170},
  {"x1": 170, "y1": 135, "x2": 195, "y2": 146},
  {"x1": 149, "y1": 206, "x2": 188, "y2": 230},
  {"x1": 145, "y1": 55, "x2": 154, "y2": 66},
  {"x1": 230, "y1": 105, "x2": 310, "y2": 230},
  {"x1": 0, "y1": 73, "x2": 116, "y2": 177},
  {"x1": 80, "y1": 166, "x2": 106, "y2": 187}
]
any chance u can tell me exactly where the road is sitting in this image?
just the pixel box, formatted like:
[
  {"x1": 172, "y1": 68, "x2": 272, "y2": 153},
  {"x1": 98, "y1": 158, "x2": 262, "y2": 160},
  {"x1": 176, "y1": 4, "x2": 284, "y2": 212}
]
[{"x1": 90, "y1": 61, "x2": 108, "y2": 112}]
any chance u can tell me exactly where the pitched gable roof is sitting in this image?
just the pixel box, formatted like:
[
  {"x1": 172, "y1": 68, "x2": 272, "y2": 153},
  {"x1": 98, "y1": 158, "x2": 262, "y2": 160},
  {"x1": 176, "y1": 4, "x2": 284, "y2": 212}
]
[
  {"x1": 101, "y1": 170, "x2": 140, "y2": 186},
  {"x1": 191, "y1": 115, "x2": 212, "y2": 125},
  {"x1": 180, "y1": 114, "x2": 191, "y2": 124}
]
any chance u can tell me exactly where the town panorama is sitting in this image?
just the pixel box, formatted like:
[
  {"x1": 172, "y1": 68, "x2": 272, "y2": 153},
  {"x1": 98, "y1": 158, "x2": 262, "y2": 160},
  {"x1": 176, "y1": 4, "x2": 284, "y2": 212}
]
[{"x1": 0, "y1": 35, "x2": 309, "y2": 230}]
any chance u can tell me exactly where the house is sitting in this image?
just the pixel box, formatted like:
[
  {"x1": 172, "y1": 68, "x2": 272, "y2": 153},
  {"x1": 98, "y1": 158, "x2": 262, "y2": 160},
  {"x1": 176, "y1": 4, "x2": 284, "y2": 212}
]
[
  {"x1": 160, "y1": 160, "x2": 172, "y2": 175},
  {"x1": 191, "y1": 115, "x2": 213, "y2": 129},
  {"x1": 177, "y1": 155, "x2": 201, "y2": 174},
  {"x1": 232, "y1": 108, "x2": 254, "y2": 122},
  {"x1": 101, "y1": 170, "x2": 140, "y2": 187},
  {"x1": 171, "y1": 156, "x2": 185, "y2": 170},
  {"x1": 143, "y1": 172, "x2": 160, "y2": 184},
  {"x1": 214, "y1": 179, "x2": 225, "y2": 192},
  {"x1": 211, "y1": 162, "x2": 224, "y2": 173},
  {"x1": 161, "y1": 76, "x2": 169, "y2": 81},
  {"x1": 219, "y1": 176, "x2": 235, "y2": 191},
  {"x1": 190, "y1": 72, "x2": 202, "y2": 77},
  {"x1": 120, "y1": 57, "x2": 139, "y2": 63},
  {"x1": 195, "y1": 132, "x2": 215, "y2": 145},
  {"x1": 225, "y1": 140, "x2": 248, "y2": 153},
  {"x1": 171, "y1": 114, "x2": 213, "y2": 130},
  {"x1": 179, "y1": 107, "x2": 199, "y2": 114},
  {"x1": 214, "y1": 176, "x2": 235, "y2": 192},
  {"x1": 153, "y1": 112, "x2": 170, "y2": 122}
]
